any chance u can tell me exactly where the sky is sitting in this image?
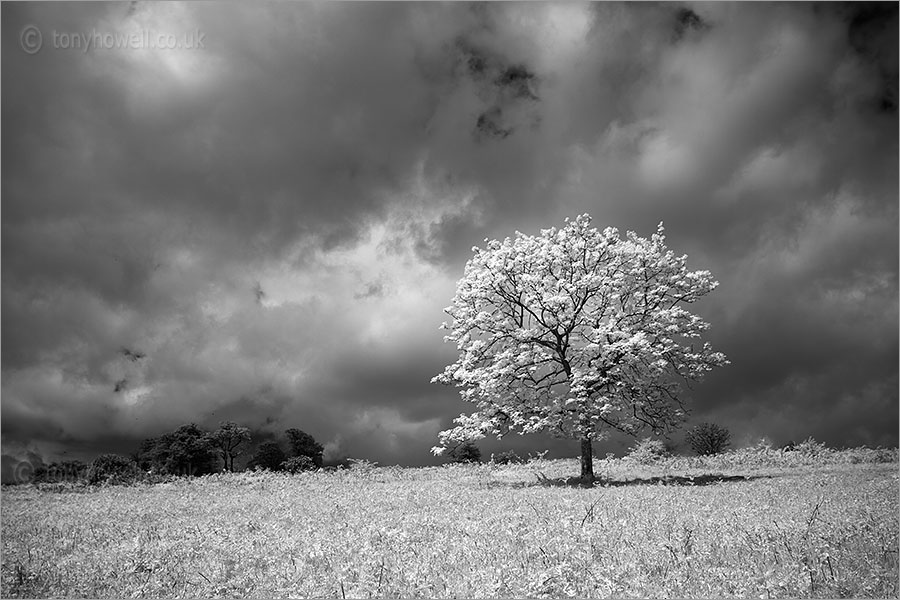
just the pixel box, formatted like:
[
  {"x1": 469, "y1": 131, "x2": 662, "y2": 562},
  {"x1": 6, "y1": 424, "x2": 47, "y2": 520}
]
[{"x1": 2, "y1": 2, "x2": 897, "y2": 478}]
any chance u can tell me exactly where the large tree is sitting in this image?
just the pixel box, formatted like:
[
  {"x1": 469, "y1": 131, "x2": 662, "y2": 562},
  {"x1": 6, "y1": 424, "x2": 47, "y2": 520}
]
[
  {"x1": 432, "y1": 215, "x2": 728, "y2": 482},
  {"x1": 209, "y1": 422, "x2": 251, "y2": 472}
]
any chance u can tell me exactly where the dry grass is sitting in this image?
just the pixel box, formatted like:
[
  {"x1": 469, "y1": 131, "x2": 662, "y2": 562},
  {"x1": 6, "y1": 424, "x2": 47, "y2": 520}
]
[{"x1": 2, "y1": 451, "x2": 897, "y2": 598}]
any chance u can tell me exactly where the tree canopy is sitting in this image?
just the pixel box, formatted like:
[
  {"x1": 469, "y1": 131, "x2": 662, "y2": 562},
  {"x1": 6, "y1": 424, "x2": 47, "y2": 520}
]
[
  {"x1": 209, "y1": 422, "x2": 251, "y2": 472},
  {"x1": 248, "y1": 441, "x2": 287, "y2": 471},
  {"x1": 285, "y1": 428, "x2": 324, "y2": 468},
  {"x1": 137, "y1": 424, "x2": 218, "y2": 477},
  {"x1": 432, "y1": 214, "x2": 728, "y2": 481}
]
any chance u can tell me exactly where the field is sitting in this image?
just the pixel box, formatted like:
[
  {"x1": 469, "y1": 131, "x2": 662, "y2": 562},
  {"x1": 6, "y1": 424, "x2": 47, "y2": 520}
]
[{"x1": 2, "y1": 448, "x2": 898, "y2": 598}]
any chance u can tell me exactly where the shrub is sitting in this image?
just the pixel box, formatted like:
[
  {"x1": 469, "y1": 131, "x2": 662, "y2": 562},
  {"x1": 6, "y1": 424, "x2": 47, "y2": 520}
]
[
  {"x1": 627, "y1": 437, "x2": 669, "y2": 464},
  {"x1": 685, "y1": 422, "x2": 731, "y2": 456},
  {"x1": 282, "y1": 456, "x2": 316, "y2": 473},
  {"x1": 87, "y1": 454, "x2": 141, "y2": 485},
  {"x1": 794, "y1": 437, "x2": 830, "y2": 458},
  {"x1": 491, "y1": 450, "x2": 525, "y2": 465},
  {"x1": 447, "y1": 441, "x2": 481, "y2": 463}
]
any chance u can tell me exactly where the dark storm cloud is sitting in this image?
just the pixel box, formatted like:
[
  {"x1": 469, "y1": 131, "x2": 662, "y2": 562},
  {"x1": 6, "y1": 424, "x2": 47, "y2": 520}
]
[{"x1": 2, "y1": 2, "x2": 896, "y2": 469}]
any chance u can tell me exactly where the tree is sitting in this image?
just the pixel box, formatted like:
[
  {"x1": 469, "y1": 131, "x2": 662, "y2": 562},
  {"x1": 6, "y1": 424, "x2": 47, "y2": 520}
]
[
  {"x1": 248, "y1": 441, "x2": 287, "y2": 471},
  {"x1": 447, "y1": 441, "x2": 482, "y2": 463},
  {"x1": 137, "y1": 424, "x2": 218, "y2": 476},
  {"x1": 285, "y1": 428, "x2": 324, "y2": 468},
  {"x1": 87, "y1": 454, "x2": 140, "y2": 485},
  {"x1": 431, "y1": 215, "x2": 728, "y2": 483},
  {"x1": 209, "y1": 422, "x2": 251, "y2": 472},
  {"x1": 685, "y1": 422, "x2": 731, "y2": 456}
]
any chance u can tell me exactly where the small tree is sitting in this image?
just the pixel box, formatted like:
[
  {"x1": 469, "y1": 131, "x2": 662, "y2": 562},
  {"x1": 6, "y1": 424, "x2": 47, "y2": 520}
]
[
  {"x1": 626, "y1": 437, "x2": 669, "y2": 464},
  {"x1": 285, "y1": 428, "x2": 324, "y2": 468},
  {"x1": 209, "y1": 422, "x2": 251, "y2": 472},
  {"x1": 685, "y1": 422, "x2": 731, "y2": 456},
  {"x1": 447, "y1": 441, "x2": 482, "y2": 463},
  {"x1": 248, "y1": 441, "x2": 286, "y2": 471},
  {"x1": 432, "y1": 215, "x2": 728, "y2": 482}
]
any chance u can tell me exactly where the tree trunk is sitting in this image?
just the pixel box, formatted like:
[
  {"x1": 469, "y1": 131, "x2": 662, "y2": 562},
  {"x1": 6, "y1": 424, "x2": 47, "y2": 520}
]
[{"x1": 580, "y1": 437, "x2": 594, "y2": 484}]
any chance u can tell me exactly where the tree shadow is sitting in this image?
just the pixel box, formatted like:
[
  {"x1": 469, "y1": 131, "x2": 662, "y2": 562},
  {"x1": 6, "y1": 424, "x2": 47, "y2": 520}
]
[
  {"x1": 606, "y1": 473, "x2": 773, "y2": 487},
  {"x1": 529, "y1": 472, "x2": 775, "y2": 488}
]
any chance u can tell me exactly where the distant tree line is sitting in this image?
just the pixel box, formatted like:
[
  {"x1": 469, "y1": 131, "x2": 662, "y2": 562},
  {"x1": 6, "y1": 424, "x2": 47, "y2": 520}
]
[
  {"x1": 26, "y1": 420, "x2": 807, "y2": 487},
  {"x1": 133, "y1": 423, "x2": 325, "y2": 477},
  {"x1": 243, "y1": 428, "x2": 325, "y2": 472},
  {"x1": 32, "y1": 460, "x2": 88, "y2": 483},
  {"x1": 29, "y1": 422, "x2": 328, "y2": 485}
]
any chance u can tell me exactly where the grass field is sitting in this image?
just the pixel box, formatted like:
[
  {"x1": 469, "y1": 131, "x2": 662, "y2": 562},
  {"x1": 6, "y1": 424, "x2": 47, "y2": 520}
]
[{"x1": 2, "y1": 448, "x2": 897, "y2": 598}]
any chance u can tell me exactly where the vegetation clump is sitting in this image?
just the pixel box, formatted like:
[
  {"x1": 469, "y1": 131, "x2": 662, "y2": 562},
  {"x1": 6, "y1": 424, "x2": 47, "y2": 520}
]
[
  {"x1": 282, "y1": 456, "x2": 317, "y2": 473},
  {"x1": 447, "y1": 441, "x2": 482, "y2": 464},
  {"x1": 87, "y1": 454, "x2": 141, "y2": 485},
  {"x1": 685, "y1": 422, "x2": 731, "y2": 456},
  {"x1": 490, "y1": 450, "x2": 525, "y2": 465},
  {"x1": 625, "y1": 437, "x2": 670, "y2": 464}
]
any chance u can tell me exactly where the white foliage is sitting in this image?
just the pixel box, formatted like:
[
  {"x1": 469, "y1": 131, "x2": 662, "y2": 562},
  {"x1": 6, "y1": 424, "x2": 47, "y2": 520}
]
[{"x1": 432, "y1": 214, "x2": 728, "y2": 454}]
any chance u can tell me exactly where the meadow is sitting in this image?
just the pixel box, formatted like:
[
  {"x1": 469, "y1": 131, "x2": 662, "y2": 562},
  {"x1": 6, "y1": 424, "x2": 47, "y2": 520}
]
[{"x1": 2, "y1": 445, "x2": 897, "y2": 598}]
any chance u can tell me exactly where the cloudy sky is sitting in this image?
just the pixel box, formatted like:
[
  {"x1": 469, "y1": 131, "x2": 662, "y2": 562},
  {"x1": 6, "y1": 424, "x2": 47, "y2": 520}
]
[{"x1": 2, "y1": 2, "x2": 897, "y2": 473}]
